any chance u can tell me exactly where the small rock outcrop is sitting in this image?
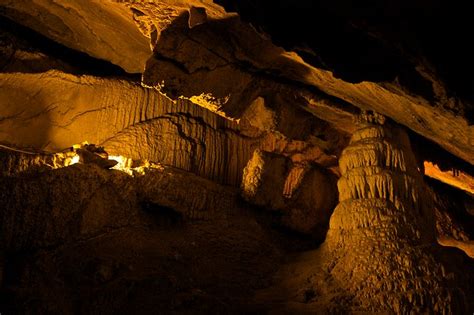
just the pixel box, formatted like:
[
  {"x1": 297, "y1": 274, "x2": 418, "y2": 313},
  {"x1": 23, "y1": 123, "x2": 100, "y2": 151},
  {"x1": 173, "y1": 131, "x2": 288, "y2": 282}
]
[{"x1": 241, "y1": 149, "x2": 337, "y2": 236}]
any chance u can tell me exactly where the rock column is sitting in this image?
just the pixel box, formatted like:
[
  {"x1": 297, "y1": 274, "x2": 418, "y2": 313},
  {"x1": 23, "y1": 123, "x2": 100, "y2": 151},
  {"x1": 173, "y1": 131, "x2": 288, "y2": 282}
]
[{"x1": 321, "y1": 112, "x2": 472, "y2": 313}]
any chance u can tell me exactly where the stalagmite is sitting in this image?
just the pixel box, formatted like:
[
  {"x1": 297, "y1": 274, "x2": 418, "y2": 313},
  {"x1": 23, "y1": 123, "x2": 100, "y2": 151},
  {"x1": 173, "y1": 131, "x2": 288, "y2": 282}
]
[
  {"x1": 261, "y1": 111, "x2": 474, "y2": 313},
  {"x1": 322, "y1": 112, "x2": 474, "y2": 312}
]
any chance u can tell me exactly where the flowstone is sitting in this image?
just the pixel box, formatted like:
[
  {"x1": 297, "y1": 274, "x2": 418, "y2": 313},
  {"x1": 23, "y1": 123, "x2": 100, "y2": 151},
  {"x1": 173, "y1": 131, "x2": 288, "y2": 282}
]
[{"x1": 261, "y1": 112, "x2": 474, "y2": 314}]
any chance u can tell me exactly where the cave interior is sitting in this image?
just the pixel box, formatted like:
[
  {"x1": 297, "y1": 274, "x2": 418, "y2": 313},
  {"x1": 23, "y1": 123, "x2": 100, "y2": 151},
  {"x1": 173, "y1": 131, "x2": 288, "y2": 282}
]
[{"x1": 0, "y1": 0, "x2": 473, "y2": 314}]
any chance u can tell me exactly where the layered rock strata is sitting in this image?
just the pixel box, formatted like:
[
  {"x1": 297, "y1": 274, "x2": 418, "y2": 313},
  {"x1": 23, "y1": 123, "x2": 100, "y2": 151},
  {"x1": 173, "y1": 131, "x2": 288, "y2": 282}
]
[
  {"x1": 0, "y1": 156, "x2": 284, "y2": 314},
  {"x1": 0, "y1": 71, "x2": 342, "y2": 186}
]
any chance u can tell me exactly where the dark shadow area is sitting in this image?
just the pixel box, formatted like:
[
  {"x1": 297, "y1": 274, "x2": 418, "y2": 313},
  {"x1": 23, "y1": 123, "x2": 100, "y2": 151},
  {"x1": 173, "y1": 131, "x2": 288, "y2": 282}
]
[
  {"x1": 1, "y1": 250, "x2": 31, "y2": 287},
  {"x1": 235, "y1": 196, "x2": 328, "y2": 252},
  {"x1": 216, "y1": 1, "x2": 423, "y2": 83},
  {"x1": 217, "y1": 0, "x2": 474, "y2": 122},
  {"x1": 426, "y1": 177, "x2": 474, "y2": 239},
  {"x1": 409, "y1": 130, "x2": 474, "y2": 178},
  {"x1": 140, "y1": 201, "x2": 184, "y2": 228}
]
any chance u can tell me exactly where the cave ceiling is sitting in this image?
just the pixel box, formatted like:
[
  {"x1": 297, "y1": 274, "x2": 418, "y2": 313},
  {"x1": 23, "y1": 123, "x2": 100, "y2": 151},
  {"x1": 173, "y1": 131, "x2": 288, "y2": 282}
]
[{"x1": 0, "y1": 1, "x2": 473, "y2": 178}]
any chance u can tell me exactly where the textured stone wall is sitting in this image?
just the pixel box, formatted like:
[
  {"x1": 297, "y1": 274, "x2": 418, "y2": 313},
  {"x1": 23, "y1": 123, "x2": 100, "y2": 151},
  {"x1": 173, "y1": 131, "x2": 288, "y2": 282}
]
[{"x1": 0, "y1": 71, "x2": 340, "y2": 186}]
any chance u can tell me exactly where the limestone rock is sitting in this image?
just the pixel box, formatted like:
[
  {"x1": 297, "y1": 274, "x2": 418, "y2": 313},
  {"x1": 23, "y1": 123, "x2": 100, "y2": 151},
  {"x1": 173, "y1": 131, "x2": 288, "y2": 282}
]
[
  {"x1": 240, "y1": 97, "x2": 277, "y2": 132},
  {"x1": 1, "y1": 2, "x2": 474, "y2": 313},
  {"x1": 260, "y1": 113, "x2": 474, "y2": 313},
  {"x1": 76, "y1": 144, "x2": 118, "y2": 169},
  {"x1": 0, "y1": 21, "x2": 77, "y2": 73},
  {"x1": 241, "y1": 150, "x2": 338, "y2": 236},
  {"x1": 322, "y1": 116, "x2": 472, "y2": 312},
  {"x1": 426, "y1": 178, "x2": 474, "y2": 258},
  {"x1": 0, "y1": 71, "x2": 259, "y2": 185},
  {"x1": 136, "y1": 165, "x2": 240, "y2": 221},
  {"x1": 241, "y1": 150, "x2": 289, "y2": 210},
  {"x1": 0, "y1": 164, "x2": 139, "y2": 251},
  {"x1": 0, "y1": 154, "x2": 285, "y2": 314},
  {"x1": 0, "y1": 146, "x2": 74, "y2": 176},
  {"x1": 0, "y1": 0, "x2": 151, "y2": 73},
  {"x1": 140, "y1": 1, "x2": 474, "y2": 166},
  {"x1": 0, "y1": 71, "x2": 338, "y2": 186},
  {"x1": 0, "y1": 153, "x2": 243, "y2": 252},
  {"x1": 281, "y1": 165, "x2": 337, "y2": 236},
  {"x1": 2, "y1": 0, "x2": 473, "y2": 166}
]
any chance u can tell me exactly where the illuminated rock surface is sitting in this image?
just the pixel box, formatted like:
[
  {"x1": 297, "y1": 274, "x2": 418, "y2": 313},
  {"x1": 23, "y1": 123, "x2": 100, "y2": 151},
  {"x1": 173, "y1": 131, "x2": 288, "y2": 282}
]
[
  {"x1": 241, "y1": 149, "x2": 337, "y2": 237},
  {"x1": 257, "y1": 113, "x2": 474, "y2": 313},
  {"x1": 1, "y1": 1, "x2": 474, "y2": 313},
  {"x1": 0, "y1": 70, "x2": 341, "y2": 185}
]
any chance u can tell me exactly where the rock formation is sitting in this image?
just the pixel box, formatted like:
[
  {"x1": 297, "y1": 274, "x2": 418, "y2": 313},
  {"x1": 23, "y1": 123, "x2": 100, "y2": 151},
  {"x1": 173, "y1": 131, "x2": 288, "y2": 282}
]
[
  {"x1": 1, "y1": 1, "x2": 474, "y2": 313},
  {"x1": 259, "y1": 112, "x2": 474, "y2": 313},
  {"x1": 241, "y1": 149, "x2": 337, "y2": 237}
]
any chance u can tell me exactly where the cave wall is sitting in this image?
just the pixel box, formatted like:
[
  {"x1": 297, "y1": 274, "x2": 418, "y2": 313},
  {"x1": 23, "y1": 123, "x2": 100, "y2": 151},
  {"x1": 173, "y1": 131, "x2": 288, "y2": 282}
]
[{"x1": 0, "y1": 70, "x2": 343, "y2": 185}]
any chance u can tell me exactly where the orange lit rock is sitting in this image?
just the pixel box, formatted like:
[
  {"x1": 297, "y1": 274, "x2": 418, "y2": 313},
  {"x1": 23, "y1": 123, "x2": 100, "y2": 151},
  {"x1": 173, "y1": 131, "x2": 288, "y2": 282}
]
[
  {"x1": 241, "y1": 150, "x2": 288, "y2": 210},
  {"x1": 0, "y1": 145, "x2": 76, "y2": 176},
  {"x1": 0, "y1": 71, "x2": 260, "y2": 185},
  {"x1": 241, "y1": 150, "x2": 337, "y2": 236},
  {"x1": 139, "y1": 4, "x2": 474, "y2": 166},
  {"x1": 2, "y1": 2, "x2": 474, "y2": 312},
  {"x1": 259, "y1": 112, "x2": 474, "y2": 313},
  {"x1": 438, "y1": 236, "x2": 474, "y2": 258},
  {"x1": 0, "y1": 0, "x2": 151, "y2": 73},
  {"x1": 0, "y1": 71, "x2": 339, "y2": 186},
  {"x1": 424, "y1": 161, "x2": 474, "y2": 195},
  {"x1": 2, "y1": 0, "x2": 473, "y2": 166},
  {"x1": 426, "y1": 179, "x2": 474, "y2": 259}
]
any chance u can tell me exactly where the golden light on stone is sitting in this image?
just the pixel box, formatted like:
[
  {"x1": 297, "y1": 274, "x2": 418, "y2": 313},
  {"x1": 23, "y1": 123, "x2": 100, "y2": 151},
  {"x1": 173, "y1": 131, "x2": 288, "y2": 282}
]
[
  {"x1": 70, "y1": 155, "x2": 80, "y2": 165},
  {"x1": 424, "y1": 161, "x2": 474, "y2": 195},
  {"x1": 56, "y1": 143, "x2": 156, "y2": 176}
]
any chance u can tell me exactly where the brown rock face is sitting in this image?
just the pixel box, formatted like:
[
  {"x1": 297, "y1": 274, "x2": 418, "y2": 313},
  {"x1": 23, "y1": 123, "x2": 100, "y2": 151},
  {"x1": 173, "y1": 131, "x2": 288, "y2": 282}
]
[
  {"x1": 241, "y1": 149, "x2": 337, "y2": 237},
  {"x1": 324, "y1": 114, "x2": 470, "y2": 312},
  {"x1": 0, "y1": 71, "x2": 340, "y2": 186},
  {"x1": 241, "y1": 150, "x2": 289, "y2": 210},
  {"x1": 260, "y1": 112, "x2": 474, "y2": 313},
  {"x1": 0, "y1": 160, "x2": 286, "y2": 314},
  {"x1": 0, "y1": 0, "x2": 151, "y2": 72}
]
